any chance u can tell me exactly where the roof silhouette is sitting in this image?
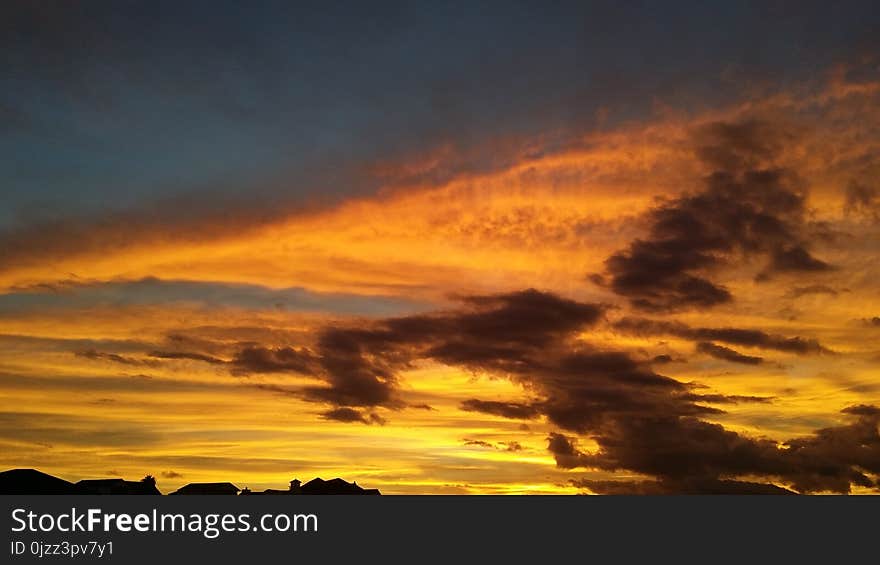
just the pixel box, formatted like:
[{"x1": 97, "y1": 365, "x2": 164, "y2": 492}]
[
  {"x1": 76, "y1": 478, "x2": 161, "y2": 495},
  {"x1": 0, "y1": 469, "x2": 77, "y2": 495},
  {"x1": 0, "y1": 469, "x2": 381, "y2": 495},
  {"x1": 299, "y1": 477, "x2": 380, "y2": 495},
  {"x1": 170, "y1": 482, "x2": 240, "y2": 495},
  {"x1": 240, "y1": 477, "x2": 381, "y2": 495}
]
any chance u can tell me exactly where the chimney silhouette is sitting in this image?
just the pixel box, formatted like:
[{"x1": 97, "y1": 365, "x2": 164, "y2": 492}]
[{"x1": 289, "y1": 478, "x2": 301, "y2": 493}]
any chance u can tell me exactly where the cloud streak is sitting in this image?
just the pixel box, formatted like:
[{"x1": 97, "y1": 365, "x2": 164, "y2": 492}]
[
  {"x1": 696, "y1": 342, "x2": 764, "y2": 365},
  {"x1": 614, "y1": 317, "x2": 830, "y2": 355}
]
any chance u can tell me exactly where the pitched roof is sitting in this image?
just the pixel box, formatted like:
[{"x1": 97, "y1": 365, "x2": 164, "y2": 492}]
[
  {"x1": 0, "y1": 469, "x2": 77, "y2": 495},
  {"x1": 76, "y1": 479, "x2": 161, "y2": 495},
  {"x1": 300, "y1": 477, "x2": 379, "y2": 495},
  {"x1": 171, "y1": 482, "x2": 240, "y2": 495}
]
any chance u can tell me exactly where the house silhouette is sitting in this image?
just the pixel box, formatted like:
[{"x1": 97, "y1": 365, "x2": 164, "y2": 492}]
[
  {"x1": 170, "y1": 482, "x2": 240, "y2": 495},
  {"x1": 76, "y1": 478, "x2": 161, "y2": 495},
  {"x1": 0, "y1": 469, "x2": 78, "y2": 495},
  {"x1": 241, "y1": 477, "x2": 380, "y2": 495},
  {"x1": 300, "y1": 477, "x2": 380, "y2": 495},
  {"x1": 0, "y1": 469, "x2": 381, "y2": 495}
]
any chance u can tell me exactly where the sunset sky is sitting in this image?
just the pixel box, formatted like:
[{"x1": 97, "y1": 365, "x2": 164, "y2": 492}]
[{"x1": 2, "y1": 1, "x2": 879, "y2": 494}]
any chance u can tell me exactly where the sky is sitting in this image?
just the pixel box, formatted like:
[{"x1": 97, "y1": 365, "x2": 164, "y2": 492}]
[{"x1": 1, "y1": 1, "x2": 879, "y2": 494}]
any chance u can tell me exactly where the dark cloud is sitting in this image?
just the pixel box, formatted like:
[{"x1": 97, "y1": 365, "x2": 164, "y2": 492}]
[
  {"x1": 443, "y1": 290, "x2": 605, "y2": 348},
  {"x1": 463, "y1": 439, "x2": 494, "y2": 449},
  {"x1": 780, "y1": 409, "x2": 880, "y2": 493},
  {"x1": 170, "y1": 287, "x2": 872, "y2": 493},
  {"x1": 614, "y1": 317, "x2": 830, "y2": 354},
  {"x1": 526, "y1": 350, "x2": 722, "y2": 435},
  {"x1": 370, "y1": 413, "x2": 388, "y2": 425},
  {"x1": 786, "y1": 285, "x2": 840, "y2": 298},
  {"x1": 844, "y1": 181, "x2": 879, "y2": 220},
  {"x1": 696, "y1": 342, "x2": 763, "y2": 365},
  {"x1": 297, "y1": 322, "x2": 411, "y2": 408},
  {"x1": 251, "y1": 383, "x2": 299, "y2": 397},
  {"x1": 459, "y1": 399, "x2": 541, "y2": 420},
  {"x1": 321, "y1": 407, "x2": 385, "y2": 425},
  {"x1": 161, "y1": 470, "x2": 183, "y2": 479},
  {"x1": 75, "y1": 349, "x2": 159, "y2": 367},
  {"x1": 549, "y1": 405, "x2": 880, "y2": 494},
  {"x1": 407, "y1": 403, "x2": 436, "y2": 411},
  {"x1": 686, "y1": 393, "x2": 773, "y2": 405},
  {"x1": 597, "y1": 120, "x2": 831, "y2": 311},
  {"x1": 231, "y1": 346, "x2": 318, "y2": 375},
  {"x1": 573, "y1": 478, "x2": 796, "y2": 495},
  {"x1": 862, "y1": 317, "x2": 880, "y2": 328},
  {"x1": 692, "y1": 120, "x2": 789, "y2": 171},
  {"x1": 147, "y1": 350, "x2": 226, "y2": 364},
  {"x1": 841, "y1": 404, "x2": 880, "y2": 417},
  {"x1": 229, "y1": 289, "x2": 604, "y2": 409},
  {"x1": 299, "y1": 289, "x2": 868, "y2": 493},
  {"x1": 765, "y1": 245, "x2": 832, "y2": 276},
  {"x1": 163, "y1": 332, "x2": 229, "y2": 356},
  {"x1": 463, "y1": 439, "x2": 524, "y2": 452},
  {"x1": 320, "y1": 407, "x2": 363, "y2": 423},
  {"x1": 547, "y1": 433, "x2": 588, "y2": 469}
]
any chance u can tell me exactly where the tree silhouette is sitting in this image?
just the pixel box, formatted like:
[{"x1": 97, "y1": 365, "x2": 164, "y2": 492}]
[{"x1": 141, "y1": 475, "x2": 156, "y2": 486}]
